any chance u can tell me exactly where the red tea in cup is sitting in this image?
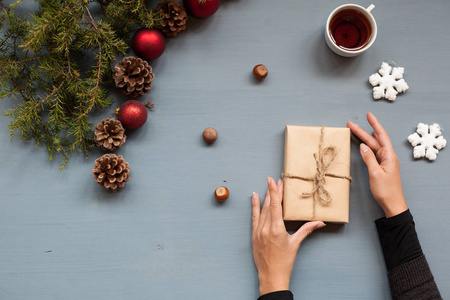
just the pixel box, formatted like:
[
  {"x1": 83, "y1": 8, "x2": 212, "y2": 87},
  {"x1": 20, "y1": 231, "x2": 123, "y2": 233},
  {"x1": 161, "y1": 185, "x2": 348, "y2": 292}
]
[{"x1": 329, "y1": 9, "x2": 372, "y2": 51}]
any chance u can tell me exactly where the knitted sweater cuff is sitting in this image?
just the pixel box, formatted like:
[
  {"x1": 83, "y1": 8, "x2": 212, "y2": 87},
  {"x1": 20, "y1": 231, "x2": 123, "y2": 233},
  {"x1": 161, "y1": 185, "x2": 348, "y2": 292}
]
[{"x1": 388, "y1": 255, "x2": 442, "y2": 299}]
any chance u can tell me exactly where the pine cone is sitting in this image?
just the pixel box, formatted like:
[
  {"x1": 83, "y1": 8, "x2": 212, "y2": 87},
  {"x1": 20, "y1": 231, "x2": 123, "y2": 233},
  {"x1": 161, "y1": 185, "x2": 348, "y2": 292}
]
[
  {"x1": 113, "y1": 56, "x2": 155, "y2": 98},
  {"x1": 156, "y1": 0, "x2": 188, "y2": 37},
  {"x1": 94, "y1": 118, "x2": 127, "y2": 151},
  {"x1": 92, "y1": 154, "x2": 130, "y2": 192}
]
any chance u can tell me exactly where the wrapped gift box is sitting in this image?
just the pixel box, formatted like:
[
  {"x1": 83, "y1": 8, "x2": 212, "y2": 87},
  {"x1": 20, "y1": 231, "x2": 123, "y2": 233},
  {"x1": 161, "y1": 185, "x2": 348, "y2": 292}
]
[{"x1": 282, "y1": 125, "x2": 352, "y2": 223}]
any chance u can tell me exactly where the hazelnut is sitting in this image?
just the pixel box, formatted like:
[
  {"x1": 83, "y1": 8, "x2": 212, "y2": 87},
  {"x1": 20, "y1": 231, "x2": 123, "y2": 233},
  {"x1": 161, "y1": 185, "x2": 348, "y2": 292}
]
[
  {"x1": 214, "y1": 186, "x2": 229, "y2": 202},
  {"x1": 253, "y1": 64, "x2": 268, "y2": 79},
  {"x1": 203, "y1": 127, "x2": 218, "y2": 144}
]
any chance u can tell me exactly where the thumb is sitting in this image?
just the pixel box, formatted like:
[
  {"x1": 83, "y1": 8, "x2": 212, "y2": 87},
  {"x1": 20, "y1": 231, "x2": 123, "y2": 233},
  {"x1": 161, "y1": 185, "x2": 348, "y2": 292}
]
[
  {"x1": 293, "y1": 221, "x2": 326, "y2": 245},
  {"x1": 360, "y1": 143, "x2": 380, "y2": 173}
]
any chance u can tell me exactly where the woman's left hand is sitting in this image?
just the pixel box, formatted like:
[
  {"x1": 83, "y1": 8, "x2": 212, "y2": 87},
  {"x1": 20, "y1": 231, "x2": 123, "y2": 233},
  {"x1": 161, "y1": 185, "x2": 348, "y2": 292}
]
[{"x1": 252, "y1": 177, "x2": 326, "y2": 296}]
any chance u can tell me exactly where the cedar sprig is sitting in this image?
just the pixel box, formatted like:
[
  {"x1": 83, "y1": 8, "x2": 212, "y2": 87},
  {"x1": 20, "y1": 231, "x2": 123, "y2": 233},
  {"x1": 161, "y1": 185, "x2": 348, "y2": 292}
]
[
  {"x1": 1, "y1": 0, "x2": 128, "y2": 170},
  {"x1": 101, "y1": 0, "x2": 164, "y2": 40},
  {"x1": 0, "y1": 0, "x2": 169, "y2": 170}
]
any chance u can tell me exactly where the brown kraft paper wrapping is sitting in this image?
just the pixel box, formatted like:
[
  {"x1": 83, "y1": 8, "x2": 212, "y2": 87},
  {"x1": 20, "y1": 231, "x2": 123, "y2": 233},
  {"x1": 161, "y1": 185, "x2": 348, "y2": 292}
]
[{"x1": 282, "y1": 125, "x2": 351, "y2": 223}]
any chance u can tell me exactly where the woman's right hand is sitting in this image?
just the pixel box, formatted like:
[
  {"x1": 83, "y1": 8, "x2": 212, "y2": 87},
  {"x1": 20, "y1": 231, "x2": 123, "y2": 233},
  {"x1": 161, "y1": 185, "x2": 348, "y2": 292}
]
[{"x1": 347, "y1": 112, "x2": 408, "y2": 218}]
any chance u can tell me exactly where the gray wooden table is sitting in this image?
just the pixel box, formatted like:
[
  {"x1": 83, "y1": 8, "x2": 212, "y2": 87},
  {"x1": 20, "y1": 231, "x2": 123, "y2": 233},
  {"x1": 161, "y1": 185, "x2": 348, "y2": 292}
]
[{"x1": 1, "y1": 0, "x2": 449, "y2": 299}]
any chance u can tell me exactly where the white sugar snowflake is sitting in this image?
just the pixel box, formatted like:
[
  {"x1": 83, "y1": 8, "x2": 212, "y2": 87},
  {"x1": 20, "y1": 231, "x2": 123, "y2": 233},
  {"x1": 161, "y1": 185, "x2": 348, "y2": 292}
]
[
  {"x1": 408, "y1": 123, "x2": 447, "y2": 161},
  {"x1": 369, "y1": 62, "x2": 409, "y2": 101}
]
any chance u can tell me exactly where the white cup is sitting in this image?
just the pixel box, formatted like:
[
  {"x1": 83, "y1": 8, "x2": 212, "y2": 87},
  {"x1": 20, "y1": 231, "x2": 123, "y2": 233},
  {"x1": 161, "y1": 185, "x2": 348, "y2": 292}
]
[{"x1": 325, "y1": 4, "x2": 377, "y2": 57}]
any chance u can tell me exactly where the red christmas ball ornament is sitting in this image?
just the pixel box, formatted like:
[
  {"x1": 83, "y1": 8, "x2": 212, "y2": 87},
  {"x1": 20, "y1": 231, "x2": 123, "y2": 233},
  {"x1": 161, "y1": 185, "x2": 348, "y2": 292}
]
[
  {"x1": 183, "y1": 0, "x2": 220, "y2": 18},
  {"x1": 132, "y1": 28, "x2": 166, "y2": 61},
  {"x1": 117, "y1": 100, "x2": 148, "y2": 130}
]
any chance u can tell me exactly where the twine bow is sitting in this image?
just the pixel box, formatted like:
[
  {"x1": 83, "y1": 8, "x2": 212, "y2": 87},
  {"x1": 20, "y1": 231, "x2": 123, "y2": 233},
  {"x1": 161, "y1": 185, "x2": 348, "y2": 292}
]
[{"x1": 282, "y1": 126, "x2": 352, "y2": 220}]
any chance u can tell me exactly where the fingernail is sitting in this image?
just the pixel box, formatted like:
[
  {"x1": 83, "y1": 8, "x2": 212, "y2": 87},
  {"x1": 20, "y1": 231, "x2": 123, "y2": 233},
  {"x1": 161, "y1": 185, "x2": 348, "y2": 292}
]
[
  {"x1": 252, "y1": 192, "x2": 256, "y2": 201},
  {"x1": 277, "y1": 179, "x2": 282, "y2": 186},
  {"x1": 267, "y1": 177, "x2": 272, "y2": 185},
  {"x1": 316, "y1": 222, "x2": 326, "y2": 229},
  {"x1": 360, "y1": 143, "x2": 370, "y2": 153}
]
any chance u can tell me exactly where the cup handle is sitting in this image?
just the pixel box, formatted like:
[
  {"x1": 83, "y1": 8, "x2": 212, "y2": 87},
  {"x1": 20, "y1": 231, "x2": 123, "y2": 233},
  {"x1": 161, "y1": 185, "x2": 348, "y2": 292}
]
[{"x1": 366, "y1": 4, "x2": 375, "y2": 13}]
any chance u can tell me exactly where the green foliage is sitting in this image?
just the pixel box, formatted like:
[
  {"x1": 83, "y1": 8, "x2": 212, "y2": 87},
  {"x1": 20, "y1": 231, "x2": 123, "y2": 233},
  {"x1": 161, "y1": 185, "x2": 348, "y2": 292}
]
[
  {"x1": 101, "y1": 0, "x2": 163, "y2": 40},
  {"x1": 0, "y1": 0, "x2": 164, "y2": 170}
]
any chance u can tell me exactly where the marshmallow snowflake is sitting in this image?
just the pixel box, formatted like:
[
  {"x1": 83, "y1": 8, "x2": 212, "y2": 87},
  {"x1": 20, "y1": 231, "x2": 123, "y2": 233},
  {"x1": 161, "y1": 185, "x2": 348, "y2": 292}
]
[
  {"x1": 408, "y1": 123, "x2": 447, "y2": 161},
  {"x1": 369, "y1": 62, "x2": 409, "y2": 101}
]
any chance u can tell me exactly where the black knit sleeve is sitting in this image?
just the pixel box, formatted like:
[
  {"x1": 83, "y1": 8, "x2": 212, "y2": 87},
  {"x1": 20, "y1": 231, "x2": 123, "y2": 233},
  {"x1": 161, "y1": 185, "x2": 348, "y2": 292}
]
[
  {"x1": 258, "y1": 290, "x2": 293, "y2": 300},
  {"x1": 375, "y1": 209, "x2": 423, "y2": 271},
  {"x1": 388, "y1": 255, "x2": 442, "y2": 300},
  {"x1": 375, "y1": 209, "x2": 442, "y2": 299}
]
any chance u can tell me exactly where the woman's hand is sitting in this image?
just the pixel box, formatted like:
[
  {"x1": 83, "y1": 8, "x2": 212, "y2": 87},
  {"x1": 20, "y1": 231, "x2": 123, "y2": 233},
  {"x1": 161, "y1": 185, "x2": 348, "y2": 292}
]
[
  {"x1": 252, "y1": 177, "x2": 325, "y2": 296},
  {"x1": 347, "y1": 112, "x2": 408, "y2": 218}
]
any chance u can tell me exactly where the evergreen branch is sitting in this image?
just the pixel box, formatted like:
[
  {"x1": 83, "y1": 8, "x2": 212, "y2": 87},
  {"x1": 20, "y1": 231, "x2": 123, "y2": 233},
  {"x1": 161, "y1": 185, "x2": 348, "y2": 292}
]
[
  {"x1": 1, "y1": 89, "x2": 16, "y2": 99},
  {"x1": 37, "y1": 81, "x2": 65, "y2": 108},
  {"x1": 119, "y1": 0, "x2": 145, "y2": 14},
  {"x1": 5, "y1": 81, "x2": 65, "y2": 130},
  {"x1": 84, "y1": 5, "x2": 98, "y2": 30},
  {"x1": 15, "y1": 56, "x2": 41, "y2": 64},
  {"x1": 20, "y1": 11, "x2": 64, "y2": 52},
  {"x1": 10, "y1": 78, "x2": 30, "y2": 102},
  {"x1": 0, "y1": 30, "x2": 14, "y2": 48},
  {"x1": 1, "y1": 0, "x2": 157, "y2": 170},
  {"x1": 78, "y1": 44, "x2": 102, "y2": 119},
  {"x1": 66, "y1": 53, "x2": 73, "y2": 76}
]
